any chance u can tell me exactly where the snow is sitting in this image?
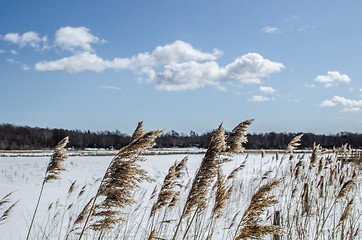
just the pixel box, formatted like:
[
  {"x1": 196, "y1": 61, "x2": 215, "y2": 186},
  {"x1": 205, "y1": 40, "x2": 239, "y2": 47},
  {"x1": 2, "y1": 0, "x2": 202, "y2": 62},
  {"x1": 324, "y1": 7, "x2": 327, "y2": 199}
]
[{"x1": 0, "y1": 150, "x2": 360, "y2": 239}]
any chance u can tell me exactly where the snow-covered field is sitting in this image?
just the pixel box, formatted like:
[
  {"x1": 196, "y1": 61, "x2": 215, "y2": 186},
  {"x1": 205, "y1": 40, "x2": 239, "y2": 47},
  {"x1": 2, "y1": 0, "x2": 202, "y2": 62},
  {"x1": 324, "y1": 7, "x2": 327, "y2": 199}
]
[
  {"x1": 0, "y1": 149, "x2": 360, "y2": 240},
  {"x1": 0, "y1": 151, "x2": 255, "y2": 239}
]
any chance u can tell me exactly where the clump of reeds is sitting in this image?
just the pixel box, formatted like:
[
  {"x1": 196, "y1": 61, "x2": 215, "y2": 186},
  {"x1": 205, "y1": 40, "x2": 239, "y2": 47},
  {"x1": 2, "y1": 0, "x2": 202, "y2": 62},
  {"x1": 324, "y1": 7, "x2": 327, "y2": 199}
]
[
  {"x1": 233, "y1": 179, "x2": 284, "y2": 240},
  {"x1": 26, "y1": 136, "x2": 69, "y2": 240},
  {"x1": 77, "y1": 122, "x2": 162, "y2": 238},
  {"x1": 171, "y1": 120, "x2": 255, "y2": 240}
]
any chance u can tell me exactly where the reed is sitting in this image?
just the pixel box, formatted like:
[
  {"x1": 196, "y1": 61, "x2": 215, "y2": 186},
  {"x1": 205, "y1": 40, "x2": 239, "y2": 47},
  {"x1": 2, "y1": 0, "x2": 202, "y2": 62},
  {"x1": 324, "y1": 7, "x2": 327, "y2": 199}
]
[{"x1": 26, "y1": 136, "x2": 69, "y2": 240}]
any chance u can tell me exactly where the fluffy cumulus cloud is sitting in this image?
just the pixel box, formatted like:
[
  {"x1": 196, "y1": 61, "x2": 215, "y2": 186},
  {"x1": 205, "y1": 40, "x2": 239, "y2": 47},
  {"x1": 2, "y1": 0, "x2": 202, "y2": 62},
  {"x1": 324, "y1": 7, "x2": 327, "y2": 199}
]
[
  {"x1": 55, "y1": 26, "x2": 101, "y2": 52},
  {"x1": 259, "y1": 86, "x2": 276, "y2": 94},
  {"x1": 35, "y1": 40, "x2": 284, "y2": 91},
  {"x1": 320, "y1": 96, "x2": 362, "y2": 112},
  {"x1": 2, "y1": 31, "x2": 47, "y2": 48},
  {"x1": 315, "y1": 71, "x2": 351, "y2": 87}
]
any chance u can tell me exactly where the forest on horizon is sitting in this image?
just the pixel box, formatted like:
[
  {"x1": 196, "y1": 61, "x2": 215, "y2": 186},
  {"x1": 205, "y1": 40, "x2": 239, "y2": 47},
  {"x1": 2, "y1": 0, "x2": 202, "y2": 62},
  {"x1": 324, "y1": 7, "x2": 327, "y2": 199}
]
[{"x1": 0, "y1": 123, "x2": 361, "y2": 150}]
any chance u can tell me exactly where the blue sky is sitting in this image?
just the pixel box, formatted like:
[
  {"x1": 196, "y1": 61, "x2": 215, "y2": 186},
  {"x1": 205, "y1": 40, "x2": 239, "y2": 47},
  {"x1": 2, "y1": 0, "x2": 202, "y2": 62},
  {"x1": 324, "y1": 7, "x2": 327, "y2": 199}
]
[{"x1": 0, "y1": 0, "x2": 361, "y2": 134}]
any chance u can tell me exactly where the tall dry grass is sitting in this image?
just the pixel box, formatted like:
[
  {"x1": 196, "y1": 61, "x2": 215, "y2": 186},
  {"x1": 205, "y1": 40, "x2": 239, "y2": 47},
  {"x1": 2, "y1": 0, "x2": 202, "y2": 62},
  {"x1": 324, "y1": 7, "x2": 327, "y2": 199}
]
[{"x1": 2, "y1": 120, "x2": 360, "y2": 240}]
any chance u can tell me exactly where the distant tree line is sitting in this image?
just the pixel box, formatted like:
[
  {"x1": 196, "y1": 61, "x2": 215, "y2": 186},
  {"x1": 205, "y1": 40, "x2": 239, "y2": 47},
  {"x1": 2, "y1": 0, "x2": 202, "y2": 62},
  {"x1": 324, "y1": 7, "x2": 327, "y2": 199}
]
[{"x1": 0, "y1": 123, "x2": 361, "y2": 150}]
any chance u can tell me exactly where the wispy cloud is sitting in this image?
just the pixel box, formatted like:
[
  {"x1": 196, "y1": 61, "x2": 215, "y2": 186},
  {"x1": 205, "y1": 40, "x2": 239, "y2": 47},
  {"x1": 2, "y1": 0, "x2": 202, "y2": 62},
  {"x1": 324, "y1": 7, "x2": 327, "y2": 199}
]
[
  {"x1": 10, "y1": 49, "x2": 19, "y2": 55},
  {"x1": 6, "y1": 58, "x2": 30, "y2": 70},
  {"x1": 315, "y1": 71, "x2": 351, "y2": 87},
  {"x1": 0, "y1": 49, "x2": 5, "y2": 54},
  {"x1": 101, "y1": 85, "x2": 121, "y2": 90},
  {"x1": 2, "y1": 31, "x2": 47, "y2": 49},
  {"x1": 261, "y1": 26, "x2": 279, "y2": 34},
  {"x1": 320, "y1": 96, "x2": 362, "y2": 112},
  {"x1": 248, "y1": 95, "x2": 274, "y2": 102},
  {"x1": 35, "y1": 40, "x2": 284, "y2": 91}
]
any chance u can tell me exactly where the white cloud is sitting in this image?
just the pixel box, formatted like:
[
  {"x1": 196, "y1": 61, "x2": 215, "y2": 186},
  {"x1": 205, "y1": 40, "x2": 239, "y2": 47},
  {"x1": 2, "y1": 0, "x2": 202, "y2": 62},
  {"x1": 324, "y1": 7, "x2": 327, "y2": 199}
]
[
  {"x1": 10, "y1": 49, "x2": 19, "y2": 55},
  {"x1": 35, "y1": 41, "x2": 284, "y2": 91},
  {"x1": 154, "y1": 61, "x2": 223, "y2": 91},
  {"x1": 55, "y1": 26, "x2": 101, "y2": 52},
  {"x1": 3, "y1": 31, "x2": 47, "y2": 48},
  {"x1": 259, "y1": 86, "x2": 276, "y2": 94},
  {"x1": 225, "y1": 53, "x2": 284, "y2": 80},
  {"x1": 0, "y1": 49, "x2": 5, "y2": 54},
  {"x1": 35, "y1": 52, "x2": 130, "y2": 72},
  {"x1": 248, "y1": 95, "x2": 270, "y2": 102},
  {"x1": 315, "y1": 71, "x2": 351, "y2": 87},
  {"x1": 262, "y1": 26, "x2": 279, "y2": 34},
  {"x1": 320, "y1": 96, "x2": 362, "y2": 112},
  {"x1": 101, "y1": 86, "x2": 121, "y2": 90},
  {"x1": 240, "y1": 78, "x2": 262, "y2": 84}
]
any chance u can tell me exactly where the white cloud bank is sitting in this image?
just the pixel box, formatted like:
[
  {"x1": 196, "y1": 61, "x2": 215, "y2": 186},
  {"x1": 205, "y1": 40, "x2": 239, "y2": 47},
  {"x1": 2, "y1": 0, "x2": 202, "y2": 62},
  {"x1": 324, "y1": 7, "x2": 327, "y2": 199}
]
[
  {"x1": 320, "y1": 96, "x2": 362, "y2": 112},
  {"x1": 35, "y1": 40, "x2": 284, "y2": 91},
  {"x1": 2, "y1": 31, "x2": 47, "y2": 48},
  {"x1": 315, "y1": 71, "x2": 351, "y2": 87}
]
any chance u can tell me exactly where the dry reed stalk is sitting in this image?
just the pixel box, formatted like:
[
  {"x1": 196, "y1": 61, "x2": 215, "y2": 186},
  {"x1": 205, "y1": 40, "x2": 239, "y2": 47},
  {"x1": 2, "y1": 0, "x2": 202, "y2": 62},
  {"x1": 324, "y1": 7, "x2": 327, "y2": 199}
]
[
  {"x1": 184, "y1": 123, "x2": 227, "y2": 215},
  {"x1": 0, "y1": 192, "x2": 14, "y2": 209},
  {"x1": 314, "y1": 178, "x2": 356, "y2": 240},
  {"x1": 301, "y1": 183, "x2": 310, "y2": 216},
  {"x1": 0, "y1": 202, "x2": 18, "y2": 225},
  {"x1": 212, "y1": 171, "x2": 232, "y2": 219},
  {"x1": 227, "y1": 161, "x2": 246, "y2": 181},
  {"x1": 45, "y1": 136, "x2": 69, "y2": 182},
  {"x1": 171, "y1": 123, "x2": 227, "y2": 240},
  {"x1": 26, "y1": 136, "x2": 69, "y2": 240},
  {"x1": 168, "y1": 157, "x2": 188, "y2": 209},
  {"x1": 130, "y1": 121, "x2": 146, "y2": 143},
  {"x1": 285, "y1": 134, "x2": 303, "y2": 157},
  {"x1": 150, "y1": 162, "x2": 177, "y2": 217},
  {"x1": 175, "y1": 156, "x2": 188, "y2": 179},
  {"x1": 225, "y1": 119, "x2": 255, "y2": 154},
  {"x1": 0, "y1": 192, "x2": 18, "y2": 225},
  {"x1": 337, "y1": 199, "x2": 354, "y2": 228},
  {"x1": 233, "y1": 179, "x2": 283, "y2": 240},
  {"x1": 77, "y1": 122, "x2": 162, "y2": 239}
]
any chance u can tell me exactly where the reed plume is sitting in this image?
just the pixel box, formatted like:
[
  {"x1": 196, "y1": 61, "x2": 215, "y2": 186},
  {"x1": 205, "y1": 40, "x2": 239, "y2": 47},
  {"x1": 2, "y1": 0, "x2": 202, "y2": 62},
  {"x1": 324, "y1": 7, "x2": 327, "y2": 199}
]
[
  {"x1": 26, "y1": 136, "x2": 69, "y2": 240},
  {"x1": 150, "y1": 162, "x2": 177, "y2": 216},
  {"x1": 227, "y1": 161, "x2": 246, "y2": 181},
  {"x1": 212, "y1": 171, "x2": 232, "y2": 218},
  {"x1": 225, "y1": 119, "x2": 255, "y2": 154},
  {"x1": 77, "y1": 122, "x2": 162, "y2": 238},
  {"x1": 285, "y1": 134, "x2": 303, "y2": 156},
  {"x1": 234, "y1": 179, "x2": 283, "y2": 240},
  {"x1": 184, "y1": 123, "x2": 226, "y2": 215},
  {"x1": 0, "y1": 192, "x2": 17, "y2": 226}
]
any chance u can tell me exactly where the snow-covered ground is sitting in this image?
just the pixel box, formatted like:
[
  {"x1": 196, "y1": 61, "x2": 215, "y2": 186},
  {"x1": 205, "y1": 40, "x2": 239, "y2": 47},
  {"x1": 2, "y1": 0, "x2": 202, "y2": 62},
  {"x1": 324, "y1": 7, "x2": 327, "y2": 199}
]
[
  {"x1": 0, "y1": 150, "x2": 360, "y2": 239},
  {"x1": 0, "y1": 151, "x2": 255, "y2": 239}
]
